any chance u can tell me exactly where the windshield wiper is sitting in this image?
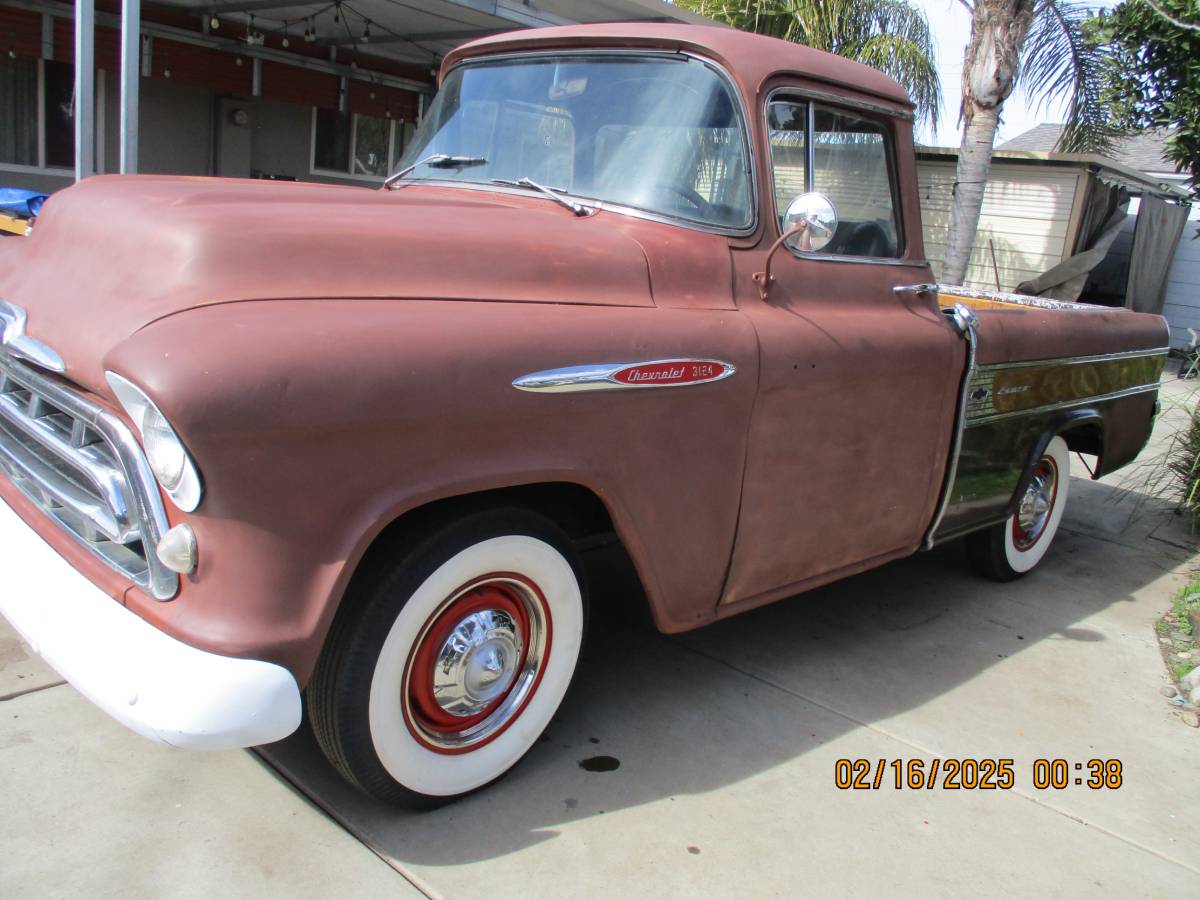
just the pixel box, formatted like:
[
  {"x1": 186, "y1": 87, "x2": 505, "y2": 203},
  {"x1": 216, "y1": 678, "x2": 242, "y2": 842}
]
[
  {"x1": 383, "y1": 153, "x2": 488, "y2": 190},
  {"x1": 492, "y1": 177, "x2": 590, "y2": 217}
]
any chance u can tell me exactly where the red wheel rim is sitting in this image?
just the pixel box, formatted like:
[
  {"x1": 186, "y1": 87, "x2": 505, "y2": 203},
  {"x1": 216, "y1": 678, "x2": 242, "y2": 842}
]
[
  {"x1": 401, "y1": 573, "x2": 553, "y2": 755},
  {"x1": 1013, "y1": 456, "x2": 1059, "y2": 551}
]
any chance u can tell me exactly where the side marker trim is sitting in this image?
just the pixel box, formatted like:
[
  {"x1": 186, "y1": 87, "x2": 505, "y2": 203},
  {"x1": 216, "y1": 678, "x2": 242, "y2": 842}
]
[{"x1": 513, "y1": 359, "x2": 737, "y2": 393}]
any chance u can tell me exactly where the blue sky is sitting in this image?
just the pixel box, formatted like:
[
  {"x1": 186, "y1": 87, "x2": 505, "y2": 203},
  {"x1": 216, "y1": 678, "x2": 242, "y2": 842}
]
[{"x1": 910, "y1": 0, "x2": 1119, "y2": 147}]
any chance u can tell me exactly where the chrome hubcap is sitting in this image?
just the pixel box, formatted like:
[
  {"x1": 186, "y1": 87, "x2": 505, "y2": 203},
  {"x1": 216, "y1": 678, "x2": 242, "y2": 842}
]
[
  {"x1": 1015, "y1": 460, "x2": 1057, "y2": 549},
  {"x1": 433, "y1": 610, "x2": 523, "y2": 717},
  {"x1": 404, "y1": 575, "x2": 552, "y2": 753}
]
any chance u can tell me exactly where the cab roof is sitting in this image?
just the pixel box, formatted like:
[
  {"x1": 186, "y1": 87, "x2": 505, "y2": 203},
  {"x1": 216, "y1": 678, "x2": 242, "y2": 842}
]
[{"x1": 442, "y1": 23, "x2": 913, "y2": 112}]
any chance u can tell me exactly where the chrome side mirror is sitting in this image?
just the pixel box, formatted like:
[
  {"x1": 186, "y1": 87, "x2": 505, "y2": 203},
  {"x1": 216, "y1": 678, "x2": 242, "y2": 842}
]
[{"x1": 781, "y1": 192, "x2": 838, "y2": 253}]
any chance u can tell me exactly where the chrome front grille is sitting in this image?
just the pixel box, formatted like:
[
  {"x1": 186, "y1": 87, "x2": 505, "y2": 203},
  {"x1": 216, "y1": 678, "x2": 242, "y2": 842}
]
[{"x1": 0, "y1": 349, "x2": 178, "y2": 599}]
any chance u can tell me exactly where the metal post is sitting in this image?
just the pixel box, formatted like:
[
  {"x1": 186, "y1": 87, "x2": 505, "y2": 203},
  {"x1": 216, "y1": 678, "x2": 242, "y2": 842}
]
[
  {"x1": 119, "y1": 0, "x2": 140, "y2": 173},
  {"x1": 73, "y1": 0, "x2": 94, "y2": 180}
]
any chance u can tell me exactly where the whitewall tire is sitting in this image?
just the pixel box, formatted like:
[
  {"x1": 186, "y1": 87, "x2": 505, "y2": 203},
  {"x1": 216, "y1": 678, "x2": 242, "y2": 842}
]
[
  {"x1": 308, "y1": 509, "x2": 585, "y2": 806},
  {"x1": 967, "y1": 436, "x2": 1070, "y2": 582}
]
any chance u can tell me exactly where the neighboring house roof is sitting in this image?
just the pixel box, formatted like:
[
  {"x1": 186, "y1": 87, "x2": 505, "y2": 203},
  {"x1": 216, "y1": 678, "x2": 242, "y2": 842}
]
[
  {"x1": 915, "y1": 143, "x2": 1189, "y2": 199},
  {"x1": 999, "y1": 124, "x2": 1187, "y2": 176}
]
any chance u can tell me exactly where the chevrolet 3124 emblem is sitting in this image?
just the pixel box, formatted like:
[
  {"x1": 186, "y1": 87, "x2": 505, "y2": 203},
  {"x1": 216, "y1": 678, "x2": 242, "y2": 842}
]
[
  {"x1": 513, "y1": 358, "x2": 736, "y2": 393},
  {"x1": 0, "y1": 300, "x2": 65, "y2": 373}
]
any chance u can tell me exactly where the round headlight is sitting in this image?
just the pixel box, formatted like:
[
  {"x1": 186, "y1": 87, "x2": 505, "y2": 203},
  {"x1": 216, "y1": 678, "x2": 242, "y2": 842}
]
[
  {"x1": 106, "y1": 371, "x2": 204, "y2": 512},
  {"x1": 141, "y1": 405, "x2": 187, "y2": 490}
]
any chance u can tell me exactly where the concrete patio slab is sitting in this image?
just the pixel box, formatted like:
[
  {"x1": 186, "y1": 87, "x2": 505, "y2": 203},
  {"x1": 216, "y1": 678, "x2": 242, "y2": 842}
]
[
  {"x1": 4, "y1": 375, "x2": 1198, "y2": 899},
  {"x1": 259, "y1": 463, "x2": 1199, "y2": 898},
  {"x1": 0, "y1": 682, "x2": 422, "y2": 899},
  {"x1": 0, "y1": 614, "x2": 62, "y2": 700}
]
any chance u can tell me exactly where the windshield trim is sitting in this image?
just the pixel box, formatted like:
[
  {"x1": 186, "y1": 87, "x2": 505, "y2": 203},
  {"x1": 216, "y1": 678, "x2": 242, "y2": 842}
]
[{"x1": 420, "y1": 49, "x2": 759, "y2": 239}]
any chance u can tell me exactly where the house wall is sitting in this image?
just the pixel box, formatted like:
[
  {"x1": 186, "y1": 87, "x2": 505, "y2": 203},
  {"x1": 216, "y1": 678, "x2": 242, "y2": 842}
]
[
  {"x1": 917, "y1": 158, "x2": 1081, "y2": 291},
  {"x1": 1, "y1": 5, "x2": 424, "y2": 197},
  {"x1": 3, "y1": 75, "x2": 416, "y2": 194},
  {"x1": 139, "y1": 77, "x2": 213, "y2": 176},
  {"x1": 1162, "y1": 204, "x2": 1200, "y2": 348}
]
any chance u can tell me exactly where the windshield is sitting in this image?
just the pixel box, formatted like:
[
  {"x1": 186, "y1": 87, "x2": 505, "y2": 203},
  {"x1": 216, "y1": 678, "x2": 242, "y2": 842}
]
[{"x1": 396, "y1": 55, "x2": 754, "y2": 230}]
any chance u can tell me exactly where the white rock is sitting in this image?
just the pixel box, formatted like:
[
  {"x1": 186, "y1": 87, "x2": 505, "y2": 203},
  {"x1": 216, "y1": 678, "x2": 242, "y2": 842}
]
[
  {"x1": 1191, "y1": 685, "x2": 1200, "y2": 707},
  {"x1": 1183, "y1": 666, "x2": 1200, "y2": 692}
]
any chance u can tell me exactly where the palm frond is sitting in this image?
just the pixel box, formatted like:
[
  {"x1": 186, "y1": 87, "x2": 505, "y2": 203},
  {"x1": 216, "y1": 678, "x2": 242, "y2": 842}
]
[
  {"x1": 852, "y1": 34, "x2": 942, "y2": 128},
  {"x1": 672, "y1": 0, "x2": 943, "y2": 133},
  {"x1": 1019, "y1": 0, "x2": 1119, "y2": 153}
]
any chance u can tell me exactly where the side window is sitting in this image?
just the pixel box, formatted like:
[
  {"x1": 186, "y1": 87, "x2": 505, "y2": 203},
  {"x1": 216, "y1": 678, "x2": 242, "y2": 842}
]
[
  {"x1": 813, "y1": 107, "x2": 900, "y2": 258},
  {"x1": 766, "y1": 100, "x2": 807, "y2": 223},
  {"x1": 766, "y1": 98, "x2": 902, "y2": 258}
]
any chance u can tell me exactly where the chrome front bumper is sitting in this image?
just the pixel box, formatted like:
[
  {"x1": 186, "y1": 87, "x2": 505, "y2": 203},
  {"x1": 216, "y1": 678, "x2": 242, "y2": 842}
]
[{"x1": 0, "y1": 495, "x2": 301, "y2": 750}]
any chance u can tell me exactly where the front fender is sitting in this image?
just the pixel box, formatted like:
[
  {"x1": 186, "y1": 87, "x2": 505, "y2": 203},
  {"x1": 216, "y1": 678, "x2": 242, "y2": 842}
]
[{"x1": 102, "y1": 298, "x2": 759, "y2": 682}]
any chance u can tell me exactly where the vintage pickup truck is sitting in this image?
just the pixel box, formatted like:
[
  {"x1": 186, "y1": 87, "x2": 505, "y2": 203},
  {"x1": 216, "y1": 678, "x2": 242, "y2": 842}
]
[{"x1": 0, "y1": 24, "x2": 1168, "y2": 805}]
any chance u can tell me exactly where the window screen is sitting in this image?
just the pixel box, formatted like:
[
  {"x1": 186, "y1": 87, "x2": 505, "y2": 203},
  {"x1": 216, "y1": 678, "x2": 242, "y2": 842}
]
[
  {"x1": 0, "y1": 58, "x2": 38, "y2": 166},
  {"x1": 43, "y1": 61, "x2": 75, "y2": 169}
]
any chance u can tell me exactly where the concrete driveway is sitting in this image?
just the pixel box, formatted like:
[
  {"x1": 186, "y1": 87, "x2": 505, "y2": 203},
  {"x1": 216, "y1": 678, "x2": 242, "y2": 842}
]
[{"x1": 3, "y1": 379, "x2": 1199, "y2": 898}]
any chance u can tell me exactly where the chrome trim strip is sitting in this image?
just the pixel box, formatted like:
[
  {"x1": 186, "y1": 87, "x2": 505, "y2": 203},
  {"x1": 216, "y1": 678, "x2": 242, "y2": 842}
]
[
  {"x1": 0, "y1": 349, "x2": 179, "y2": 599},
  {"x1": 805, "y1": 100, "x2": 815, "y2": 193},
  {"x1": 973, "y1": 347, "x2": 1169, "y2": 373},
  {"x1": 0, "y1": 300, "x2": 66, "y2": 373},
  {"x1": 922, "y1": 305, "x2": 978, "y2": 550},
  {"x1": 763, "y1": 87, "x2": 918, "y2": 266},
  {"x1": 423, "y1": 50, "x2": 760, "y2": 240},
  {"x1": 769, "y1": 84, "x2": 915, "y2": 122},
  {"x1": 514, "y1": 358, "x2": 737, "y2": 393},
  {"x1": 781, "y1": 253, "x2": 930, "y2": 268},
  {"x1": 965, "y1": 382, "x2": 1162, "y2": 427}
]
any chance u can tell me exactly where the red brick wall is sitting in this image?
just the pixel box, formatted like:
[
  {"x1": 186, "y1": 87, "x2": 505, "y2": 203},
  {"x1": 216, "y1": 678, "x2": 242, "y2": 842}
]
[
  {"x1": 4, "y1": 8, "x2": 421, "y2": 119},
  {"x1": 0, "y1": 8, "x2": 43, "y2": 59},
  {"x1": 148, "y1": 38, "x2": 252, "y2": 94},
  {"x1": 261, "y1": 60, "x2": 340, "y2": 110},
  {"x1": 348, "y1": 79, "x2": 418, "y2": 122}
]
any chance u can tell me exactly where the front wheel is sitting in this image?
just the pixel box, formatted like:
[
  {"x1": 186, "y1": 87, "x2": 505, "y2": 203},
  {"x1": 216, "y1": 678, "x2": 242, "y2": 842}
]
[
  {"x1": 966, "y1": 436, "x2": 1070, "y2": 582},
  {"x1": 308, "y1": 509, "x2": 586, "y2": 806}
]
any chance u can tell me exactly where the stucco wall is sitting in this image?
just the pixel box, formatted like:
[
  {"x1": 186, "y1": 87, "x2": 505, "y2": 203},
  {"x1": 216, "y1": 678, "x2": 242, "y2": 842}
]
[{"x1": 138, "y1": 77, "x2": 213, "y2": 176}]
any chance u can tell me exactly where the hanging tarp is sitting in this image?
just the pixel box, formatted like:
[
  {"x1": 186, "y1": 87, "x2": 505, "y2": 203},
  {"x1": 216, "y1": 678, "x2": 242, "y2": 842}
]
[
  {"x1": 1016, "y1": 178, "x2": 1129, "y2": 300},
  {"x1": 1127, "y1": 194, "x2": 1191, "y2": 314},
  {"x1": 0, "y1": 188, "x2": 47, "y2": 219}
]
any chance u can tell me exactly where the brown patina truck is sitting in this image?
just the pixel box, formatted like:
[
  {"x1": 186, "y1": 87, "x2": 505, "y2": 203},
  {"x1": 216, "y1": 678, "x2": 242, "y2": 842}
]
[{"x1": 0, "y1": 24, "x2": 1168, "y2": 805}]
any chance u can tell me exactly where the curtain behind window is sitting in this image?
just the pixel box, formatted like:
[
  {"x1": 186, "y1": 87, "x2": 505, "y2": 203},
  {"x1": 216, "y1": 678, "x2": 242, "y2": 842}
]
[{"x1": 0, "y1": 58, "x2": 39, "y2": 166}]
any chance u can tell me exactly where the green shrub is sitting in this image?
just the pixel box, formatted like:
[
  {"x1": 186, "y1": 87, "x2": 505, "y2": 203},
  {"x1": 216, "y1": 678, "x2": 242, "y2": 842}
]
[{"x1": 1167, "y1": 405, "x2": 1200, "y2": 531}]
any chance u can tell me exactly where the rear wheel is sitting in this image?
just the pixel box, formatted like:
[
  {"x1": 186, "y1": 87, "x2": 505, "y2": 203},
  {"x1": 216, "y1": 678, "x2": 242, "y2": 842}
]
[
  {"x1": 966, "y1": 436, "x2": 1070, "y2": 582},
  {"x1": 308, "y1": 508, "x2": 586, "y2": 806}
]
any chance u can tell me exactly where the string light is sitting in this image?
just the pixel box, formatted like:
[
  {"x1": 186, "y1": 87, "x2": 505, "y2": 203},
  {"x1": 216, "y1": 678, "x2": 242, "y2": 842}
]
[{"x1": 210, "y1": 16, "x2": 220, "y2": 30}]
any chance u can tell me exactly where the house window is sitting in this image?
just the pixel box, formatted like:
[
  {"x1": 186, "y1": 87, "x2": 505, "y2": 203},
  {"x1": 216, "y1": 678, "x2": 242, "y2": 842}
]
[
  {"x1": 311, "y1": 108, "x2": 400, "y2": 180},
  {"x1": 0, "y1": 58, "x2": 76, "y2": 171}
]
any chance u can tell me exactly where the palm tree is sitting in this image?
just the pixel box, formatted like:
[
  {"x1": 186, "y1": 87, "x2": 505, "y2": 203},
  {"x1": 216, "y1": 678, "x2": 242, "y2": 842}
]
[
  {"x1": 941, "y1": 0, "x2": 1113, "y2": 284},
  {"x1": 674, "y1": 0, "x2": 942, "y2": 133}
]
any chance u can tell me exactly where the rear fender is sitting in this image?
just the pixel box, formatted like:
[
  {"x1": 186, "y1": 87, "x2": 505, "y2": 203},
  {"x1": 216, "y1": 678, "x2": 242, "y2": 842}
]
[{"x1": 1004, "y1": 410, "x2": 1103, "y2": 518}]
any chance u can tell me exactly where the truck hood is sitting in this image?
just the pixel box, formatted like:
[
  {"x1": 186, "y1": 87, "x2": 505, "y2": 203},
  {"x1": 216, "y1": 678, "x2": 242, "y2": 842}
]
[{"x1": 0, "y1": 176, "x2": 652, "y2": 389}]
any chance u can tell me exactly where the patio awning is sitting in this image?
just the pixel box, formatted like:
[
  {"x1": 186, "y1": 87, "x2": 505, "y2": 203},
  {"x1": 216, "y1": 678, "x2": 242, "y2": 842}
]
[{"x1": 60, "y1": 0, "x2": 712, "y2": 178}]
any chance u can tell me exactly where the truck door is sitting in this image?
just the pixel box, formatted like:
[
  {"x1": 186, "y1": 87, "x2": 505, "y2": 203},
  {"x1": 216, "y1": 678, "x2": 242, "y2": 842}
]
[{"x1": 722, "y1": 96, "x2": 965, "y2": 608}]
